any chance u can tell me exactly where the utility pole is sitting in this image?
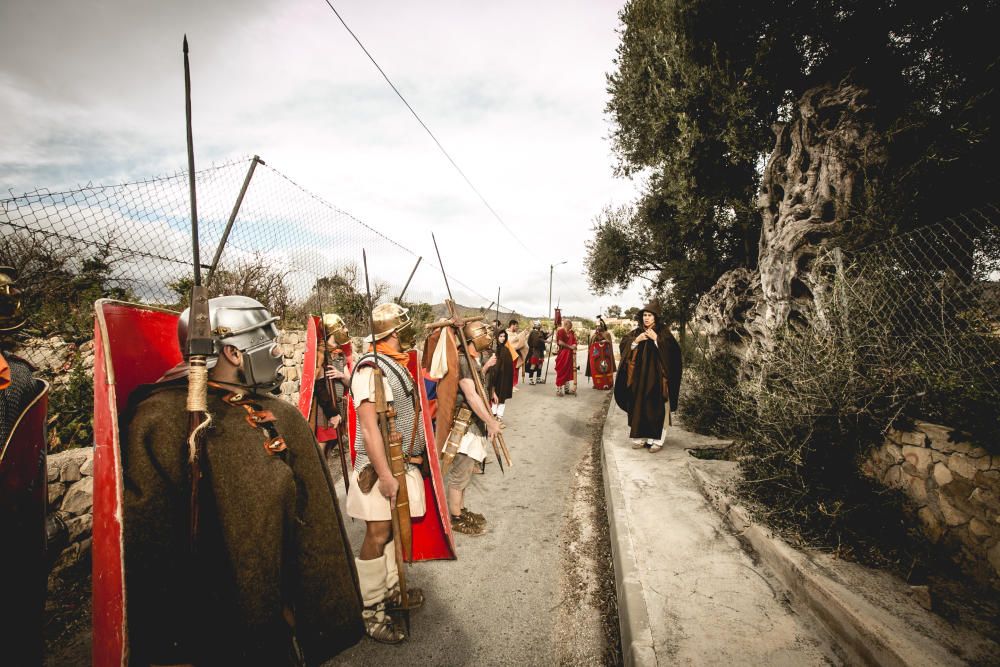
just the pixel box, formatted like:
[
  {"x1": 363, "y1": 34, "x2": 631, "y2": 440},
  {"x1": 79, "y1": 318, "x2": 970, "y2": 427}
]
[{"x1": 541, "y1": 261, "x2": 566, "y2": 384}]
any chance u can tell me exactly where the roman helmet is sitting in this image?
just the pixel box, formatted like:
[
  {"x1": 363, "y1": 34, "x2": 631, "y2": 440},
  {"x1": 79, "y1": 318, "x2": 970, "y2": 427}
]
[
  {"x1": 0, "y1": 266, "x2": 26, "y2": 333},
  {"x1": 178, "y1": 295, "x2": 284, "y2": 392},
  {"x1": 365, "y1": 302, "x2": 415, "y2": 350},
  {"x1": 463, "y1": 319, "x2": 493, "y2": 352},
  {"x1": 322, "y1": 312, "x2": 350, "y2": 346}
]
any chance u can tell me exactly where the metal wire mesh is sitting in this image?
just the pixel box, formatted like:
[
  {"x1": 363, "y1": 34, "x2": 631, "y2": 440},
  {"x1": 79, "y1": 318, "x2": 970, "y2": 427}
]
[
  {"x1": 824, "y1": 204, "x2": 1000, "y2": 398},
  {"x1": 1, "y1": 156, "x2": 508, "y2": 337}
]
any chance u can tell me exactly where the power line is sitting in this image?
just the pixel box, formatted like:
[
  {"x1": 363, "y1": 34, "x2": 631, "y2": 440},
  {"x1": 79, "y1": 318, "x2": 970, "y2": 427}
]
[{"x1": 320, "y1": 0, "x2": 534, "y2": 257}]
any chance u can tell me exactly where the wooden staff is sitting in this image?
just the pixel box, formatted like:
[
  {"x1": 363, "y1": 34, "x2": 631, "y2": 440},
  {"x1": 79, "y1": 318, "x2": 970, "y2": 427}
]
[{"x1": 431, "y1": 234, "x2": 512, "y2": 468}]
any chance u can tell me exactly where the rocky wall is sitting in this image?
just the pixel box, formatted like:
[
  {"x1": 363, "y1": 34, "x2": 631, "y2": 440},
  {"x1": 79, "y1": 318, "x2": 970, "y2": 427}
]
[
  {"x1": 46, "y1": 448, "x2": 95, "y2": 575},
  {"x1": 863, "y1": 421, "x2": 1000, "y2": 589}
]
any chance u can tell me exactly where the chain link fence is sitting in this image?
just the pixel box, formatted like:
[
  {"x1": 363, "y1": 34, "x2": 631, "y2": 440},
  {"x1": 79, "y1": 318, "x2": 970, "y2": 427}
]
[
  {"x1": 1, "y1": 155, "x2": 512, "y2": 342},
  {"x1": 822, "y1": 204, "x2": 1000, "y2": 400}
]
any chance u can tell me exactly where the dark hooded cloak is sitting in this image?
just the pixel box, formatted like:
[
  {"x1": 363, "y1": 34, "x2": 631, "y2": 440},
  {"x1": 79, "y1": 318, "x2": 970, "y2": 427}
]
[
  {"x1": 613, "y1": 306, "x2": 683, "y2": 439},
  {"x1": 491, "y1": 331, "x2": 515, "y2": 403}
]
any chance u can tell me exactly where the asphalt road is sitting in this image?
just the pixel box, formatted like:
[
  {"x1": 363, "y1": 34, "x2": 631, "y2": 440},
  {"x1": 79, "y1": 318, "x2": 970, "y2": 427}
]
[{"x1": 324, "y1": 347, "x2": 618, "y2": 666}]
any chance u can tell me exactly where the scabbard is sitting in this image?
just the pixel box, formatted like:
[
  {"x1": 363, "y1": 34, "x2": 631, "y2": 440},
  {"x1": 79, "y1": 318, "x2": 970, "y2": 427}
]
[
  {"x1": 441, "y1": 406, "x2": 471, "y2": 477},
  {"x1": 387, "y1": 430, "x2": 413, "y2": 562}
]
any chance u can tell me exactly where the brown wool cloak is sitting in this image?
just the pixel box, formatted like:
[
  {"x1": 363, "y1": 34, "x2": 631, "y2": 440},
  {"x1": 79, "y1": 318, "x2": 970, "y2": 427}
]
[
  {"x1": 422, "y1": 327, "x2": 461, "y2": 456},
  {"x1": 614, "y1": 325, "x2": 683, "y2": 439},
  {"x1": 120, "y1": 382, "x2": 363, "y2": 666}
]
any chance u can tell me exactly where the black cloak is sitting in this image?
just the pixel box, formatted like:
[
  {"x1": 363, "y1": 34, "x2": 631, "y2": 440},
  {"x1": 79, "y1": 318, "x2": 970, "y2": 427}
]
[
  {"x1": 614, "y1": 309, "x2": 683, "y2": 439},
  {"x1": 491, "y1": 333, "x2": 515, "y2": 403}
]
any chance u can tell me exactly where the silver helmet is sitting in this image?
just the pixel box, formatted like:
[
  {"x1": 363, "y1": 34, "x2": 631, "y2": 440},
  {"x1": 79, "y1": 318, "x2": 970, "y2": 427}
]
[{"x1": 178, "y1": 295, "x2": 284, "y2": 392}]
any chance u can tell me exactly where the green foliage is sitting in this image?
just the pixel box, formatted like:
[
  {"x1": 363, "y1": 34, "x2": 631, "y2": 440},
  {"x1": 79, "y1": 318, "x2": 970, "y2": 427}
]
[
  {"x1": 591, "y1": 0, "x2": 1000, "y2": 325},
  {"x1": 169, "y1": 252, "x2": 293, "y2": 322},
  {"x1": 677, "y1": 336, "x2": 737, "y2": 437},
  {"x1": 0, "y1": 232, "x2": 133, "y2": 342},
  {"x1": 47, "y1": 357, "x2": 94, "y2": 453},
  {"x1": 605, "y1": 305, "x2": 622, "y2": 318},
  {"x1": 682, "y1": 266, "x2": 999, "y2": 571}
]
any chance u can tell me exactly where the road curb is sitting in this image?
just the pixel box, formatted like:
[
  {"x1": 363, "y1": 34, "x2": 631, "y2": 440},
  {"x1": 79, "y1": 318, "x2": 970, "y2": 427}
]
[
  {"x1": 688, "y1": 462, "x2": 965, "y2": 667},
  {"x1": 600, "y1": 400, "x2": 657, "y2": 666}
]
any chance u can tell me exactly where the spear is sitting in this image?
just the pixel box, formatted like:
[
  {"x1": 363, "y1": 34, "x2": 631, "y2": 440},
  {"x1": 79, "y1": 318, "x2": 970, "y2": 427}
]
[
  {"x1": 316, "y1": 303, "x2": 350, "y2": 494},
  {"x1": 183, "y1": 35, "x2": 213, "y2": 549},
  {"x1": 431, "y1": 233, "x2": 511, "y2": 468},
  {"x1": 362, "y1": 249, "x2": 411, "y2": 633},
  {"x1": 396, "y1": 256, "x2": 422, "y2": 303}
]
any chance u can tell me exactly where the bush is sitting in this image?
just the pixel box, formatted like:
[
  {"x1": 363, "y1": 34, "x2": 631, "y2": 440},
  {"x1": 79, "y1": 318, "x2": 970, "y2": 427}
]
[
  {"x1": 677, "y1": 336, "x2": 737, "y2": 437},
  {"x1": 683, "y1": 263, "x2": 998, "y2": 573},
  {"x1": 47, "y1": 357, "x2": 94, "y2": 453}
]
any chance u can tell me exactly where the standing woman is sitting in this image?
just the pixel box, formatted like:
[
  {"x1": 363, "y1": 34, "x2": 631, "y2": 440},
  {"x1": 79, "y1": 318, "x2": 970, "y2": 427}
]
[
  {"x1": 614, "y1": 304, "x2": 682, "y2": 452},
  {"x1": 554, "y1": 319, "x2": 577, "y2": 396},
  {"x1": 490, "y1": 330, "x2": 515, "y2": 421}
]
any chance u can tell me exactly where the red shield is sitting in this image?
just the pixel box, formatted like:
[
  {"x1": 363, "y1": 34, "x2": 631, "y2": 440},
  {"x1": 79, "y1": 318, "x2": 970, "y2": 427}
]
[
  {"x1": 346, "y1": 349, "x2": 456, "y2": 561},
  {"x1": 297, "y1": 316, "x2": 318, "y2": 420},
  {"x1": 92, "y1": 300, "x2": 182, "y2": 667},
  {"x1": 302, "y1": 316, "x2": 354, "y2": 445},
  {"x1": 0, "y1": 375, "x2": 49, "y2": 665}
]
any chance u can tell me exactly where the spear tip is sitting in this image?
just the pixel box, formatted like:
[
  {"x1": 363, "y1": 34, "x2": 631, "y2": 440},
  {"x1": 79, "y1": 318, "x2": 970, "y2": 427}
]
[{"x1": 183, "y1": 34, "x2": 189, "y2": 52}]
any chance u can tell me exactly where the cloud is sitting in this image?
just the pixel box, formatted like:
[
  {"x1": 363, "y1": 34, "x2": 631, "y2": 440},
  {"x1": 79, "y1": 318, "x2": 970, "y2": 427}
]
[{"x1": 0, "y1": 0, "x2": 647, "y2": 316}]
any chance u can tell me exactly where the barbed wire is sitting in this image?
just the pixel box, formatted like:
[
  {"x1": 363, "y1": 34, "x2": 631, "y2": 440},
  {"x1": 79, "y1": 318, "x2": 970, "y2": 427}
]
[{"x1": 0, "y1": 156, "x2": 526, "y2": 336}]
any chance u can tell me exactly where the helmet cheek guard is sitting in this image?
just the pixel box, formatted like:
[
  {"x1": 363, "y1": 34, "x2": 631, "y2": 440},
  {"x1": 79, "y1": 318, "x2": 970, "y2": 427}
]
[{"x1": 179, "y1": 295, "x2": 285, "y2": 393}]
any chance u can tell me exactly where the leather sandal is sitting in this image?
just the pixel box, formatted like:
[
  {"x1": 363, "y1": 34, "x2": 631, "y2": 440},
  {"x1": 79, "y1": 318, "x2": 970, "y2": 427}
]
[
  {"x1": 387, "y1": 586, "x2": 425, "y2": 610},
  {"x1": 363, "y1": 603, "x2": 405, "y2": 644}
]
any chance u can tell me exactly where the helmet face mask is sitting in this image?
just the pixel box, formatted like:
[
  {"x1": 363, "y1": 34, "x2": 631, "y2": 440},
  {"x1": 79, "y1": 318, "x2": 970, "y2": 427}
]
[
  {"x1": 238, "y1": 338, "x2": 285, "y2": 394},
  {"x1": 179, "y1": 295, "x2": 285, "y2": 393}
]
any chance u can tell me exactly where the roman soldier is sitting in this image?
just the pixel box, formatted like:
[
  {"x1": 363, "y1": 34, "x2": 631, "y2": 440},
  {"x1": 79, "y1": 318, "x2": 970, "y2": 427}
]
[
  {"x1": 586, "y1": 319, "x2": 616, "y2": 390},
  {"x1": 613, "y1": 303, "x2": 683, "y2": 453},
  {"x1": 119, "y1": 295, "x2": 363, "y2": 665},
  {"x1": 312, "y1": 313, "x2": 351, "y2": 457},
  {"x1": 525, "y1": 320, "x2": 547, "y2": 384},
  {"x1": 0, "y1": 266, "x2": 49, "y2": 666},
  {"x1": 422, "y1": 317, "x2": 501, "y2": 536},
  {"x1": 345, "y1": 302, "x2": 428, "y2": 643}
]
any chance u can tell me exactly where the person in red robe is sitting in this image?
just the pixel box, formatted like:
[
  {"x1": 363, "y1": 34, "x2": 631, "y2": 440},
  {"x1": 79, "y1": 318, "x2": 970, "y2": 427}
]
[{"x1": 554, "y1": 319, "x2": 577, "y2": 396}]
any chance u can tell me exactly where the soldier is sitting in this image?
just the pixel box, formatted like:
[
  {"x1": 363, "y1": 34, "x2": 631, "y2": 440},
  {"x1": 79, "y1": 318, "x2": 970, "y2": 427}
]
[
  {"x1": 312, "y1": 313, "x2": 351, "y2": 455},
  {"x1": 423, "y1": 318, "x2": 501, "y2": 536},
  {"x1": 345, "y1": 302, "x2": 427, "y2": 644},
  {"x1": 525, "y1": 320, "x2": 547, "y2": 384},
  {"x1": 120, "y1": 295, "x2": 363, "y2": 665},
  {"x1": 0, "y1": 266, "x2": 49, "y2": 666}
]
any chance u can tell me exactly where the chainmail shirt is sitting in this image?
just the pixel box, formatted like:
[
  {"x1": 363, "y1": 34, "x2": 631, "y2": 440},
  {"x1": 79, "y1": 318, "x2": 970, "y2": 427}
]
[
  {"x1": 1, "y1": 355, "x2": 41, "y2": 449},
  {"x1": 349, "y1": 353, "x2": 425, "y2": 474}
]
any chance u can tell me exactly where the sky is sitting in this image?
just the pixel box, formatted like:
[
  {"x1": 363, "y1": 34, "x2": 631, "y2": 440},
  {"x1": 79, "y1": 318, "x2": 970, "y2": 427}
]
[{"x1": 0, "y1": 0, "x2": 646, "y2": 318}]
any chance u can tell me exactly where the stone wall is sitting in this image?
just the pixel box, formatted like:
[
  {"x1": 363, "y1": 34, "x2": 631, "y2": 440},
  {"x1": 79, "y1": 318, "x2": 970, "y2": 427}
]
[
  {"x1": 277, "y1": 329, "x2": 307, "y2": 406},
  {"x1": 46, "y1": 448, "x2": 95, "y2": 574},
  {"x1": 863, "y1": 421, "x2": 999, "y2": 589}
]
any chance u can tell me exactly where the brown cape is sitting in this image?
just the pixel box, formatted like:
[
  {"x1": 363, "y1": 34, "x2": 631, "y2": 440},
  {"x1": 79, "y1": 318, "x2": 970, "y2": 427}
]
[
  {"x1": 120, "y1": 382, "x2": 363, "y2": 666},
  {"x1": 422, "y1": 327, "x2": 460, "y2": 456}
]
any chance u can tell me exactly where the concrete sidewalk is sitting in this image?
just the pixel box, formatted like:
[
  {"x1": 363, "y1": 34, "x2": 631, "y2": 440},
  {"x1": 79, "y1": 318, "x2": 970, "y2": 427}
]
[{"x1": 601, "y1": 404, "x2": 839, "y2": 666}]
